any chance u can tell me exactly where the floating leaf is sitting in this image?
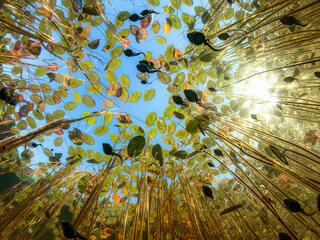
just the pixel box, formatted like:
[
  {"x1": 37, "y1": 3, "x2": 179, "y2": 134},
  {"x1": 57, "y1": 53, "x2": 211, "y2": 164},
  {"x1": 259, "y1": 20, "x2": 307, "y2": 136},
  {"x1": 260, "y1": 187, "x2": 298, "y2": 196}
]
[
  {"x1": 152, "y1": 144, "x2": 163, "y2": 165},
  {"x1": 88, "y1": 39, "x2": 100, "y2": 49},
  {"x1": 129, "y1": 91, "x2": 142, "y2": 103},
  {"x1": 127, "y1": 136, "x2": 146, "y2": 157},
  {"x1": 152, "y1": 21, "x2": 160, "y2": 33},
  {"x1": 155, "y1": 36, "x2": 167, "y2": 45},
  {"x1": 145, "y1": 112, "x2": 157, "y2": 127},
  {"x1": 112, "y1": 193, "x2": 121, "y2": 204},
  {"x1": 143, "y1": 89, "x2": 155, "y2": 101},
  {"x1": 163, "y1": 18, "x2": 172, "y2": 34},
  {"x1": 82, "y1": 95, "x2": 95, "y2": 107}
]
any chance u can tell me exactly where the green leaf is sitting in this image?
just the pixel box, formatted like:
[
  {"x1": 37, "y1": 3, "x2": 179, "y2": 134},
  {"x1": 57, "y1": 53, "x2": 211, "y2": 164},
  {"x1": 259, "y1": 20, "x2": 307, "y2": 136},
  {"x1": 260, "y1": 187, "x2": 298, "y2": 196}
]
[
  {"x1": 224, "y1": 8, "x2": 234, "y2": 20},
  {"x1": 80, "y1": 61, "x2": 94, "y2": 71},
  {"x1": 143, "y1": 89, "x2": 155, "y2": 101},
  {"x1": 200, "y1": 52, "x2": 217, "y2": 62},
  {"x1": 82, "y1": 111, "x2": 96, "y2": 125},
  {"x1": 82, "y1": 133, "x2": 95, "y2": 145},
  {"x1": 82, "y1": 95, "x2": 95, "y2": 107},
  {"x1": 163, "y1": 6, "x2": 175, "y2": 14},
  {"x1": 170, "y1": 0, "x2": 181, "y2": 9},
  {"x1": 185, "y1": 119, "x2": 199, "y2": 134},
  {"x1": 145, "y1": 112, "x2": 157, "y2": 127},
  {"x1": 155, "y1": 36, "x2": 167, "y2": 45},
  {"x1": 129, "y1": 91, "x2": 142, "y2": 103},
  {"x1": 127, "y1": 136, "x2": 146, "y2": 158},
  {"x1": 88, "y1": 83, "x2": 103, "y2": 94},
  {"x1": 152, "y1": 144, "x2": 163, "y2": 165},
  {"x1": 173, "y1": 72, "x2": 185, "y2": 85},
  {"x1": 163, "y1": 105, "x2": 176, "y2": 120},
  {"x1": 148, "y1": 128, "x2": 157, "y2": 139},
  {"x1": 168, "y1": 15, "x2": 181, "y2": 29},
  {"x1": 52, "y1": 110, "x2": 65, "y2": 119},
  {"x1": 157, "y1": 72, "x2": 171, "y2": 84},
  {"x1": 120, "y1": 74, "x2": 130, "y2": 88},
  {"x1": 152, "y1": 21, "x2": 160, "y2": 33},
  {"x1": 167, "y1": 122, "x2": 176, "y2": 135},
  {"x1": 26, "y1": 116, "x2": 36, "y2": 129},
  {"x1": 110, "y1": 133, "x2": 121, "y2": 143},
  {"x1": 175, "y1": 129, "x2": 189, "y2": 139},
  {"x1": 103, "y1": 110, "x2": 113, "y2": 124},
  {"x1": 147, "y1": 0, "x2": 160, "y2": 6},
  {"x1": 162, "y1": 135, "x2": 175, "y2": 145},
  {"x1": 64, "y1": 102, "x2": 76, "y2": 110},
  {"x1": 34, "y1": 67, "x2": 47, "y2": 77},
  {"x1": 156, "y1": 118, "x2": 166, "y2": 134},
  {"x1": 182, "y1": 0, "x2": 193, "y2": 6},
  {"x1": 165, "y1": 45, "x2": 175, "y2": 62},
  {"x1": 94, "y1": 125, "x2": 109, "y2": 135},
  {"x1": 110, "y1": 46, "x2": 123, "y2": 58},
  {"x1": 106, "y1": 71, "x2": 117, "y2": 84},
  {"x1": 181, "y1": 13, "x2": 195, "y2": 29},
  {"x1": 132, "y1": 125, "x2": 145, "y2": 136},
  {"x1": 106, "y1": 59, "x2": 121, "y2": 71},
  {"x1": 73, "y1": 92, "x2": 81, "y2": 104}
]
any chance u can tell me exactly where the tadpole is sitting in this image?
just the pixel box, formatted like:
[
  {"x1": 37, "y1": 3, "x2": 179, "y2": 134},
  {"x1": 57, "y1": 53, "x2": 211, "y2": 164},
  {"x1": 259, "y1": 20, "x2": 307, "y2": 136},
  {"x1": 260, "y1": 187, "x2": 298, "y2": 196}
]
[
  {"x1": 202, "y1": 185, "x2": 214, "y2": 200},
  {"x1": 187, "y1": 31, "x2": 225, "y2": 51},
  {"x1": 278, "y1": 233, "x2": 292, "y2": 240},
  {"x1": 283, "y1": 198, "x2": 316, "y2": 216},
  {"x1": 129, "y1": 13, "x2": 144, "y2": 22},
  {"x1": 172, "y1": 95, "x2": 187, "y2": 106},
  {"x1": 61, "y1": 222, "x2": 87, "y2": 240},
  {"x1": 102, "y1": 143, "x2": 123, "y2": 163},
  {"x1": 124, "y1": 49, "x2": 145, "y2": 57},
  {"x1": 280, "y1": 16, "x2": 308, "y2": 27},
  {"x1": 140, "y1": 9, "x2": 159, "y2": 16},
  {"x1": 136, "y1": 60, "x2": 160, "y2": 73},
  {"x1": 141, "y1": 80, "x2": 151, "y2": 85}
]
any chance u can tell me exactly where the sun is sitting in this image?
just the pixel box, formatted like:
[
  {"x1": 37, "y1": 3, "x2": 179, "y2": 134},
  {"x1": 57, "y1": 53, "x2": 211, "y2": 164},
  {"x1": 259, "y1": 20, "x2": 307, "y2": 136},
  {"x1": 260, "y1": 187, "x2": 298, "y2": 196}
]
[{"x1": 240, "y1": 67, "x2": 278, "y2": 119}]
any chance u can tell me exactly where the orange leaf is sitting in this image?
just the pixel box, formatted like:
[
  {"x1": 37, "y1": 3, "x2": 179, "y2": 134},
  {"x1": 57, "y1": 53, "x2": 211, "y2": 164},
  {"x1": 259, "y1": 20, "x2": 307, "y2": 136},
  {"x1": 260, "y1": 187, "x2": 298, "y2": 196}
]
[
  {"x1": 174, "y1": 48, "x2": 183, "y2": 61},
  {"x1": 163, "y1": 18, "x2": 172, "y2": 34},
  {"x1": 112, "y1": 193, "x2": 121, "y2": 204},
  {"x1": 120, "y1": 36, "x2": 130, "y2": 48},
  {"x1": 102, "y1": 99, "x2": 115, "y2": 108}
]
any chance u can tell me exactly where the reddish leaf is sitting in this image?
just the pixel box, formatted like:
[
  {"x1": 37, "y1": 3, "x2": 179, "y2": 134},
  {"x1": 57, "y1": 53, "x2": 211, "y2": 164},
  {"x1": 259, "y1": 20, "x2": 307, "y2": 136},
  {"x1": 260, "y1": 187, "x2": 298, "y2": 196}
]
[
  {"x1": 112, "y1": 193, "x2": 121, "y2": 204},
  {"x1": 47, "y1": 63, "x2": 59, "y2": 72},
  {"x1": 53, "y1": 128, "x2": 64, "y2": 135}
]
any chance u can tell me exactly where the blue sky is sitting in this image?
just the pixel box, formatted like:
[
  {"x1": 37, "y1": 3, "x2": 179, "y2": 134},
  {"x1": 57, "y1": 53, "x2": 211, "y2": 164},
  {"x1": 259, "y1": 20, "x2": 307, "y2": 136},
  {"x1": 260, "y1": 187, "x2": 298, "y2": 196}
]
[{"x1": 21, "y1": 0, "x2": 211, "y2": 172}]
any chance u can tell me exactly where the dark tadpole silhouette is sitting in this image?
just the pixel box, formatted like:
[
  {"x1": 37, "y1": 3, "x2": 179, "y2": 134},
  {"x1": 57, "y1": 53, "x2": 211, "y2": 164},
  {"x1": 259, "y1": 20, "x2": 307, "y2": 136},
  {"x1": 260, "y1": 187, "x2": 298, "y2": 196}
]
[
  {"x1": 187, "y1": 31, "x2": 225, "y2": 51},
  {"x1": 124, "y1": 49, "x2": 145, "y2": 57},
  {"x1": 280, "y1": 16, "x2": 308, "y2": 27},
  {"x1": 172, "y1": 95, "x2": 187, "y2": 106},
  {"x1": 140, "y1": 9, "x2": 159, "y2": 16},
  {"x1": 61, "y1": 222, "x2": 87, "y2": 240},
  {"x1": 129, "y1": 13, "x2": 145, "y2": 22},
  {"x1": 141, "y1": 80, "x2": 151, "y2": 85},
  {"x1": 283, "y1": 198, "x2": 316, "y2": 216},
  {"x1": 137, "y1": 60, "x2": 160, "y2": 73},
  {"x1": 278, "y1": 232, "x2": 292, "y2": 240},
  {"x1": 202, "y1": 185, "x2": 214, "y2": 200},
  {"x1": 102, "y1": 143, "x2": 123, "y2": 163}
]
